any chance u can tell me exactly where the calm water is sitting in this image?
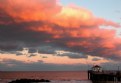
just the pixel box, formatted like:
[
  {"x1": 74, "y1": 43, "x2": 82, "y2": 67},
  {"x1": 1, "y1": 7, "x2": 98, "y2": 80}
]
[{"x1": 0, "y1": 71, "x2": 91, "y2": 83}]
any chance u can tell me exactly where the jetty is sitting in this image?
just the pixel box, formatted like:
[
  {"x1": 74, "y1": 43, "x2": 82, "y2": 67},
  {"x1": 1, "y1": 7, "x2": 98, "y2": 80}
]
[{"x1": 88, "y1": 65, "x2": 121, "y2": 83}]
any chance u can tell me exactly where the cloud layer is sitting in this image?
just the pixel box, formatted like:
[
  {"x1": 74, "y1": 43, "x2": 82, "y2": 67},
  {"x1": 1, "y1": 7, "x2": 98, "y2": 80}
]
[{"x1": 0, "y1": 0, "x2": 121, "y2": 61}]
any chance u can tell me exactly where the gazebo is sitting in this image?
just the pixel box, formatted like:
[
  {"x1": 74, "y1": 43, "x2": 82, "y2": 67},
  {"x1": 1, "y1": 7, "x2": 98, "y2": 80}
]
[{"x1": 92, "y1": 65, "x2": 102, "y2": 72}]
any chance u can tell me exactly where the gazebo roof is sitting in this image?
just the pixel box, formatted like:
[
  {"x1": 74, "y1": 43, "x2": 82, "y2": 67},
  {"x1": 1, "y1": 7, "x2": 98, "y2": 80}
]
[{"x1": 92, "y1": 65, "x2": 101, "y2": 68}]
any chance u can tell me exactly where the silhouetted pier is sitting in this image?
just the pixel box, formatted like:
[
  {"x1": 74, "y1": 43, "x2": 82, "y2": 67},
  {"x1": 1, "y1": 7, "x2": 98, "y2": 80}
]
[{"x1": 88, "y1": 65, "x2": 121, "y2": 83}]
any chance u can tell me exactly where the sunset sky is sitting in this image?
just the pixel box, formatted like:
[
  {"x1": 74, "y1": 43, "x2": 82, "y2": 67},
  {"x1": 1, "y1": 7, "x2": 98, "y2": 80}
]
[{"x1": 0, "y1": 0, "x2": 121, "y2": 71}]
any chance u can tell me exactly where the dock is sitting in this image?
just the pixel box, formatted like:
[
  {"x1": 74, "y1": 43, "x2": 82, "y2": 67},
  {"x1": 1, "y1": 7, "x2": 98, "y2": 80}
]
[{"x1": 88, "y1": 65, "x2": 121, "y2": 83}]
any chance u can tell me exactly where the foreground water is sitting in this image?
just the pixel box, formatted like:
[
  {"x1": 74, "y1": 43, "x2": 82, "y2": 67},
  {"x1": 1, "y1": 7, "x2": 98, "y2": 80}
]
[{"x1": 0, "y1": 71, "x2": 92, "y2": 83}]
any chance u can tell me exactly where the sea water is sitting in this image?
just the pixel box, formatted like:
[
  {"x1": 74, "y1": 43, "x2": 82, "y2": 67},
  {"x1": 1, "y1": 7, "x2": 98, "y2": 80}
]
[{"x1": 0, "y1": 71, "x2": 92, "y2": 83}]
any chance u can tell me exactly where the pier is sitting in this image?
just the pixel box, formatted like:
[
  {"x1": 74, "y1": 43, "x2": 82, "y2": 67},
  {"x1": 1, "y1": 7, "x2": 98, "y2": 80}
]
[{"x1": 88, "y1": 65, "x2": 121, "y2": 83}]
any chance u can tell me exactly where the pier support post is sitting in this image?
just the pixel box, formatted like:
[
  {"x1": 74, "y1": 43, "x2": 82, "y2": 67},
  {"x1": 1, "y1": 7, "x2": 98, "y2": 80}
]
[{"x1": 88, "y1": 70, "x2": 90, "y2": 80}]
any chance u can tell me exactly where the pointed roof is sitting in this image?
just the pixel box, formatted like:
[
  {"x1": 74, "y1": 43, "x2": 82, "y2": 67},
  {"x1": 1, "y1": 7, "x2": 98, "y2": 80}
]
[{"x1": 92, "y1": 65, "x2": 101, "y2": 68}]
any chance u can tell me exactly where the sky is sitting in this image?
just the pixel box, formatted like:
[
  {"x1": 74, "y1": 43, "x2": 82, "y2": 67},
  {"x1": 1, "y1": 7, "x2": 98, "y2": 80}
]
[{"x1": 0, "y1": 0, "x2": 121, "y2": 71}]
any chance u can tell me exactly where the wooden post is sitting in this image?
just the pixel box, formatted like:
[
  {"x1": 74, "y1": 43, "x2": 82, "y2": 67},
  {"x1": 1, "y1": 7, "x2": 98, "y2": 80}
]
[{"x1": 88, "y1": 70, "x2": 90, "y2": 80}]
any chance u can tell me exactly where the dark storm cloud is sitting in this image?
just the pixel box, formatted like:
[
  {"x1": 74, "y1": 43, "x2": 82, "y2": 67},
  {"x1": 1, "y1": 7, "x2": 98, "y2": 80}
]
[
  {"x1": 0, "y1": 8, "x2": 14, "y2": 25},
  {"x1": 0, "y1": 42, "x2": 24, "y2": 51},
  {"x1": 57, "y1": 52, "x2": 88, "y2": 59},
  {"x1": 28, "y1": 48, "x2": 37, "y2": 53},
  {"x1": 0, "y1": 21, "x2": 53, "y2": 42},
  {"x1": 0, "y1": 20, "x2": 54, "y2": 53},
  {"x1": 38, "y1": 46, "x2": 62, "y2": 54},
  {"x1": 92, "y1": 58, "x2": 101, "y2": 61}
]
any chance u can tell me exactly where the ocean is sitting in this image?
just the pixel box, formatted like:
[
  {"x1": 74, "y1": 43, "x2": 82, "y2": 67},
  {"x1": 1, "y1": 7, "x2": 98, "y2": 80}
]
[{"x1": 0, "y1": 71, "x2": 92, "y2": 83}]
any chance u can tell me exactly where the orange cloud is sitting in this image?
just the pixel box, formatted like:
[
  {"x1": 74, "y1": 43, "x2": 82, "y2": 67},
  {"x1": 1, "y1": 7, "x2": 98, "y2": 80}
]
[
  {"x1": 0, "y1": 0, "x2": 61, "y2": 22},
  {"x1": 0, "y1": 0, "x2": 119, "y2": 28}
]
